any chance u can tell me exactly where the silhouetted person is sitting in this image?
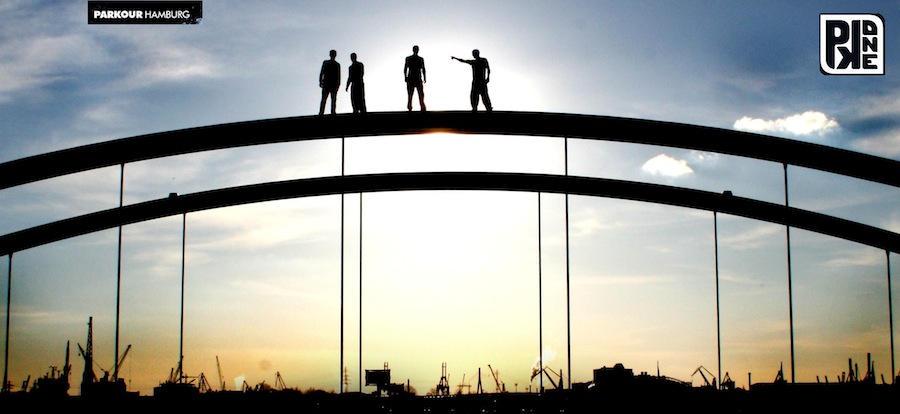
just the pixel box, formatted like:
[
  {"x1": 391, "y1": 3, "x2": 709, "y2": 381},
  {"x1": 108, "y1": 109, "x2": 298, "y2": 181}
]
[
  {"x1": 404, "y1": 45, "x2": 427, "y2": 111},
  {"x1": 319, "y1": 50, "x2": 340, "y2": 116},
  {"x1": 452, "y1": 49, "x2": 492, "y2": 112},
  {"x1": 346, "y1": 52, "x2": 366, "y2": 114}
]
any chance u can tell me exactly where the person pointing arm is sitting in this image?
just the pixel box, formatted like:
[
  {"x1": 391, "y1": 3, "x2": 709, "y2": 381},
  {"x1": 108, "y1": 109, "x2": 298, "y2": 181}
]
[{"x1": 452, "y1": 49, "x2": 492, "y2": 112}]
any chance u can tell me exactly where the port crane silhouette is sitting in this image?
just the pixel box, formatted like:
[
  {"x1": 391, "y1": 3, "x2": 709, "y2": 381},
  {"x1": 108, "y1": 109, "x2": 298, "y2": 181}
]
[
  {"x1": 455, "y1": 372, "x2": 471, "y2": 395},
  {"x1": 692, "y1": 366, "x2": 718, "y2": 389},
  {"x1": 531, "y1": 365, "x2": 563, "y2": 391},
  {"x1": 488, "y1": 364, "x2": 506, "y2": 393},
  {"x1": 77, "y1": 316, "x2": 130, "y2": 383},
  {"x1": 436, "y1": 362, "x2": 451, "y2": 396},
  {"x1": 216, "y1": 355, "x2": 226, "y2": 391}
]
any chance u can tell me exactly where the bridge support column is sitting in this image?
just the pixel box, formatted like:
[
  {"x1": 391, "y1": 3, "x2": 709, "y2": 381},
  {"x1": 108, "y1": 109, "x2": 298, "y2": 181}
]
[
  {"x1": 114, "y1": 163, "x2": 125, "y2": 382},
  {"x1": 714, "y1": 212, "x2": 722, "y2": 389},
  {"x1": 783, "y1": 163, "x2": 796, "y2": 383},
  {"x1": 537, "y1": 192, "x2": 543, "y2": 394},
  {"x1": 564, "y1": 136, "x2": 572, "y2": 390},
  {"x1": 888, "y1": 251, "x2": 895, "y2": 384},
  {"x1": 2, "y1": 253, "x2": 11, "y2": 394}
]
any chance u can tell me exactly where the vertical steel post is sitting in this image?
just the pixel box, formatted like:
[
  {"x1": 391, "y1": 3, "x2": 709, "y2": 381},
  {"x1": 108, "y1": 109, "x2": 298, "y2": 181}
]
[
  {"x1": 538, "y1": 192, "x2": 543, "y2": 394},
  {"x1": 2, "y1": 253, "x2": 11, "y2": 394},
  {"x1": 783, "y1": 163, "x2": 795, "y2": 383},
  {"x1": 888, "y1": 251, "x2": 895, "y2": 384},
  {"x1": 359, "y1": 193, "x2": 363, "y2": 393},
  {"x1": 179, "y1": 213, "x2": 186, "y2": 382},
  {"x1": 340, "y1": 137, "x2": 345, "y2": 393},
  {"x1": 114, "y1": 163, "x2": 124, "y2": 381},
  {"x1": 564, "y1": 137, "x2": 572, "y2": 389},
  {"x1": 714, "y1": 211, "x2": 722, "y2": 389}
]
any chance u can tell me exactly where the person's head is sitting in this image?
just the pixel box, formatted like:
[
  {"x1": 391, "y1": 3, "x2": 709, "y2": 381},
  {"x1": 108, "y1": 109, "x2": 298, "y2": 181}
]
[
  {"x1": 329, "y1": 50, "x2": 337, "y2": 59},
  {"x1": 472, "y1": 49, "x2": 480, "y2": 58},
  {"x1": 413, "y1": 45, "x2": 419, "y2": 54},
  {"x1": 350, "y1": 53, "x2": 357, "y2": 62}
]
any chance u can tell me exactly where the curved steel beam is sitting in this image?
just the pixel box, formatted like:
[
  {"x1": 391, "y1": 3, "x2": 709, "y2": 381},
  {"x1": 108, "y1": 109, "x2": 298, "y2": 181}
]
[
  {"x1": 0, "y1": 172, "x2": 897, "y2": 257},
  {"x1": 1, "y1": 111, "x2": 898, "y2": 190}
]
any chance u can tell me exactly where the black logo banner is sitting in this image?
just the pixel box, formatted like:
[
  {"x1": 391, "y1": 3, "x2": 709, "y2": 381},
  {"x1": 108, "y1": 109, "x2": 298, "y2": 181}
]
[{"x1": 88, "y1": 1, "x2": 203, "y2": 25}]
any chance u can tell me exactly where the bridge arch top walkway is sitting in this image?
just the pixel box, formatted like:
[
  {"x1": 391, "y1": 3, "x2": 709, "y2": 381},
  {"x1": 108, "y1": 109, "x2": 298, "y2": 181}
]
[{"x1": 2, "y1": 111, "x2": 899, "y2": 190}]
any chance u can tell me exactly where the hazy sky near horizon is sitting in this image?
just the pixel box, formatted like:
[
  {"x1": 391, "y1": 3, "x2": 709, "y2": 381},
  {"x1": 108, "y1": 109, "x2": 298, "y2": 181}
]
[{"x1": 1, "y1": 0, "x2": 899, "y2": 397}]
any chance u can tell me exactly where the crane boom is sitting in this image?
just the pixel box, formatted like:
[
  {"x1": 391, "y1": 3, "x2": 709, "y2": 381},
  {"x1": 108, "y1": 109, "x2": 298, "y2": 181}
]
[
  {"x1": 692, "y1": 366, "x2": 717, "y2": 388},
  {"x1": 544, "y1": 370, "x2": 558, "y2": 389},
  {"x1": 542, "y1": 366, "x2": 561, "y2": 390},
  {"x1": 216, "y1": 355, "x2": 225, "y2": 391},
  {"x1": 487, "y1": 364, "x2": 504, "y2": 393},
  {"x1": 112, "y1": 344, "x2": 131, "y2": 380},
  {"x1": 275, "y1": 371, "x2": 287, "y2": 391},
  {"x1": 456, "y1": 373, "x2": 470, "y2": 395}
]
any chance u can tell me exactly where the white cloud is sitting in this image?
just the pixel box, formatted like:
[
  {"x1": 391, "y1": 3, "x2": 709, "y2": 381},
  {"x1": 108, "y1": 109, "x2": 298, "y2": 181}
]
[
  {"x1": 852, "y1": 131, "x2": 900, "y2": 158},
  {"x1": 890, "y1": 212, "x2": 900, "y2": 234},
  {"x1": 733, "y1": 111, "x2": 839, "y2": 136},
  {"x1": 641, "y1": 154, "x2": 694, "y2": 177},
  {"x1": 855, "y1": 93, "x2": 900, "y2": 119},
  {"x1": 574, "y1": 274, "x2": 676, "y2": 286},
  {"x1": 720, "y1": 223, "x2": 782, "y2": 250},
  {"x1": 128, "y1": 43, "x2": 218, "y2": 85},
  {"x1": 0, "y1": 33, "x2": 108, "y2": 102},
  {"x1": 823, "y1": 249, "x2": 885, "y2": 268},
  {"x1": 848, "y1": 94, "x2": 900, "y2": 158},
  {"x1": 0, "y1": 19, "x2": 217, "y2": 103}
]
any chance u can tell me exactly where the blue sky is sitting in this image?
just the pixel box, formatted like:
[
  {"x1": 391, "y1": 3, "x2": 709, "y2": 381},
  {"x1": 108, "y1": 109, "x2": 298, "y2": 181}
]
[{"x1": 1, "y1": 0, "x2": 898, "y2": 396}]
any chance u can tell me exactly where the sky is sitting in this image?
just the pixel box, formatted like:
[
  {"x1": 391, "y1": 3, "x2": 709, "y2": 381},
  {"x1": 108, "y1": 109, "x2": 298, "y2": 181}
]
[{"x1": 1, "y1": 0, "x2": 899, "y2": 397}]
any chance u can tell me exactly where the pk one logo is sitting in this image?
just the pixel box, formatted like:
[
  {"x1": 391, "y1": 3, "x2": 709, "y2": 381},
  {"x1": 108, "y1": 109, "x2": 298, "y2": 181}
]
[{"x1": 820, "y1": 14, "x2": 885, "y2": 75}]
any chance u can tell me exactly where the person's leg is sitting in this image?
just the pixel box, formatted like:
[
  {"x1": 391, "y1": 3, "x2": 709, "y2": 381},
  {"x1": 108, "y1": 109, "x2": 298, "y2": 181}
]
[
  {"x1": 319, "y1": 89, "x2": 328, "y2": 115},
  {"x1": 470, "y1": 85, "x2": 478, "y2": 111},
  {"x1": 330, "y1": 89, "x2": 337, "y2": 114},
  {"x1": 351, "y1": 86, "x2": 360, "y2": 114},
  {"x1": 482, "y1": 85, "x2": 492, "y2": 112},
  {"x1": 417, "y1": 85, "x2": 426, "y2": 111},
  {"x1": 407, "y1": 83, "x2": 414, "y2": 111},
  {"x1": 359, "y1": 84, "x2": 367, "y2": 113}
]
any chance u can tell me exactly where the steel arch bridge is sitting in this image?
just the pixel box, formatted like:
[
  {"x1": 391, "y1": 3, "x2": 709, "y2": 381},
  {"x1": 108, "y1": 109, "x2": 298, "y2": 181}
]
[
  {"x1": 2, "y1": 111, "x2": 899, "y2": 392},
  {"x1": 1, "y1": 111, "x2": 898, "y2": 255}
]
